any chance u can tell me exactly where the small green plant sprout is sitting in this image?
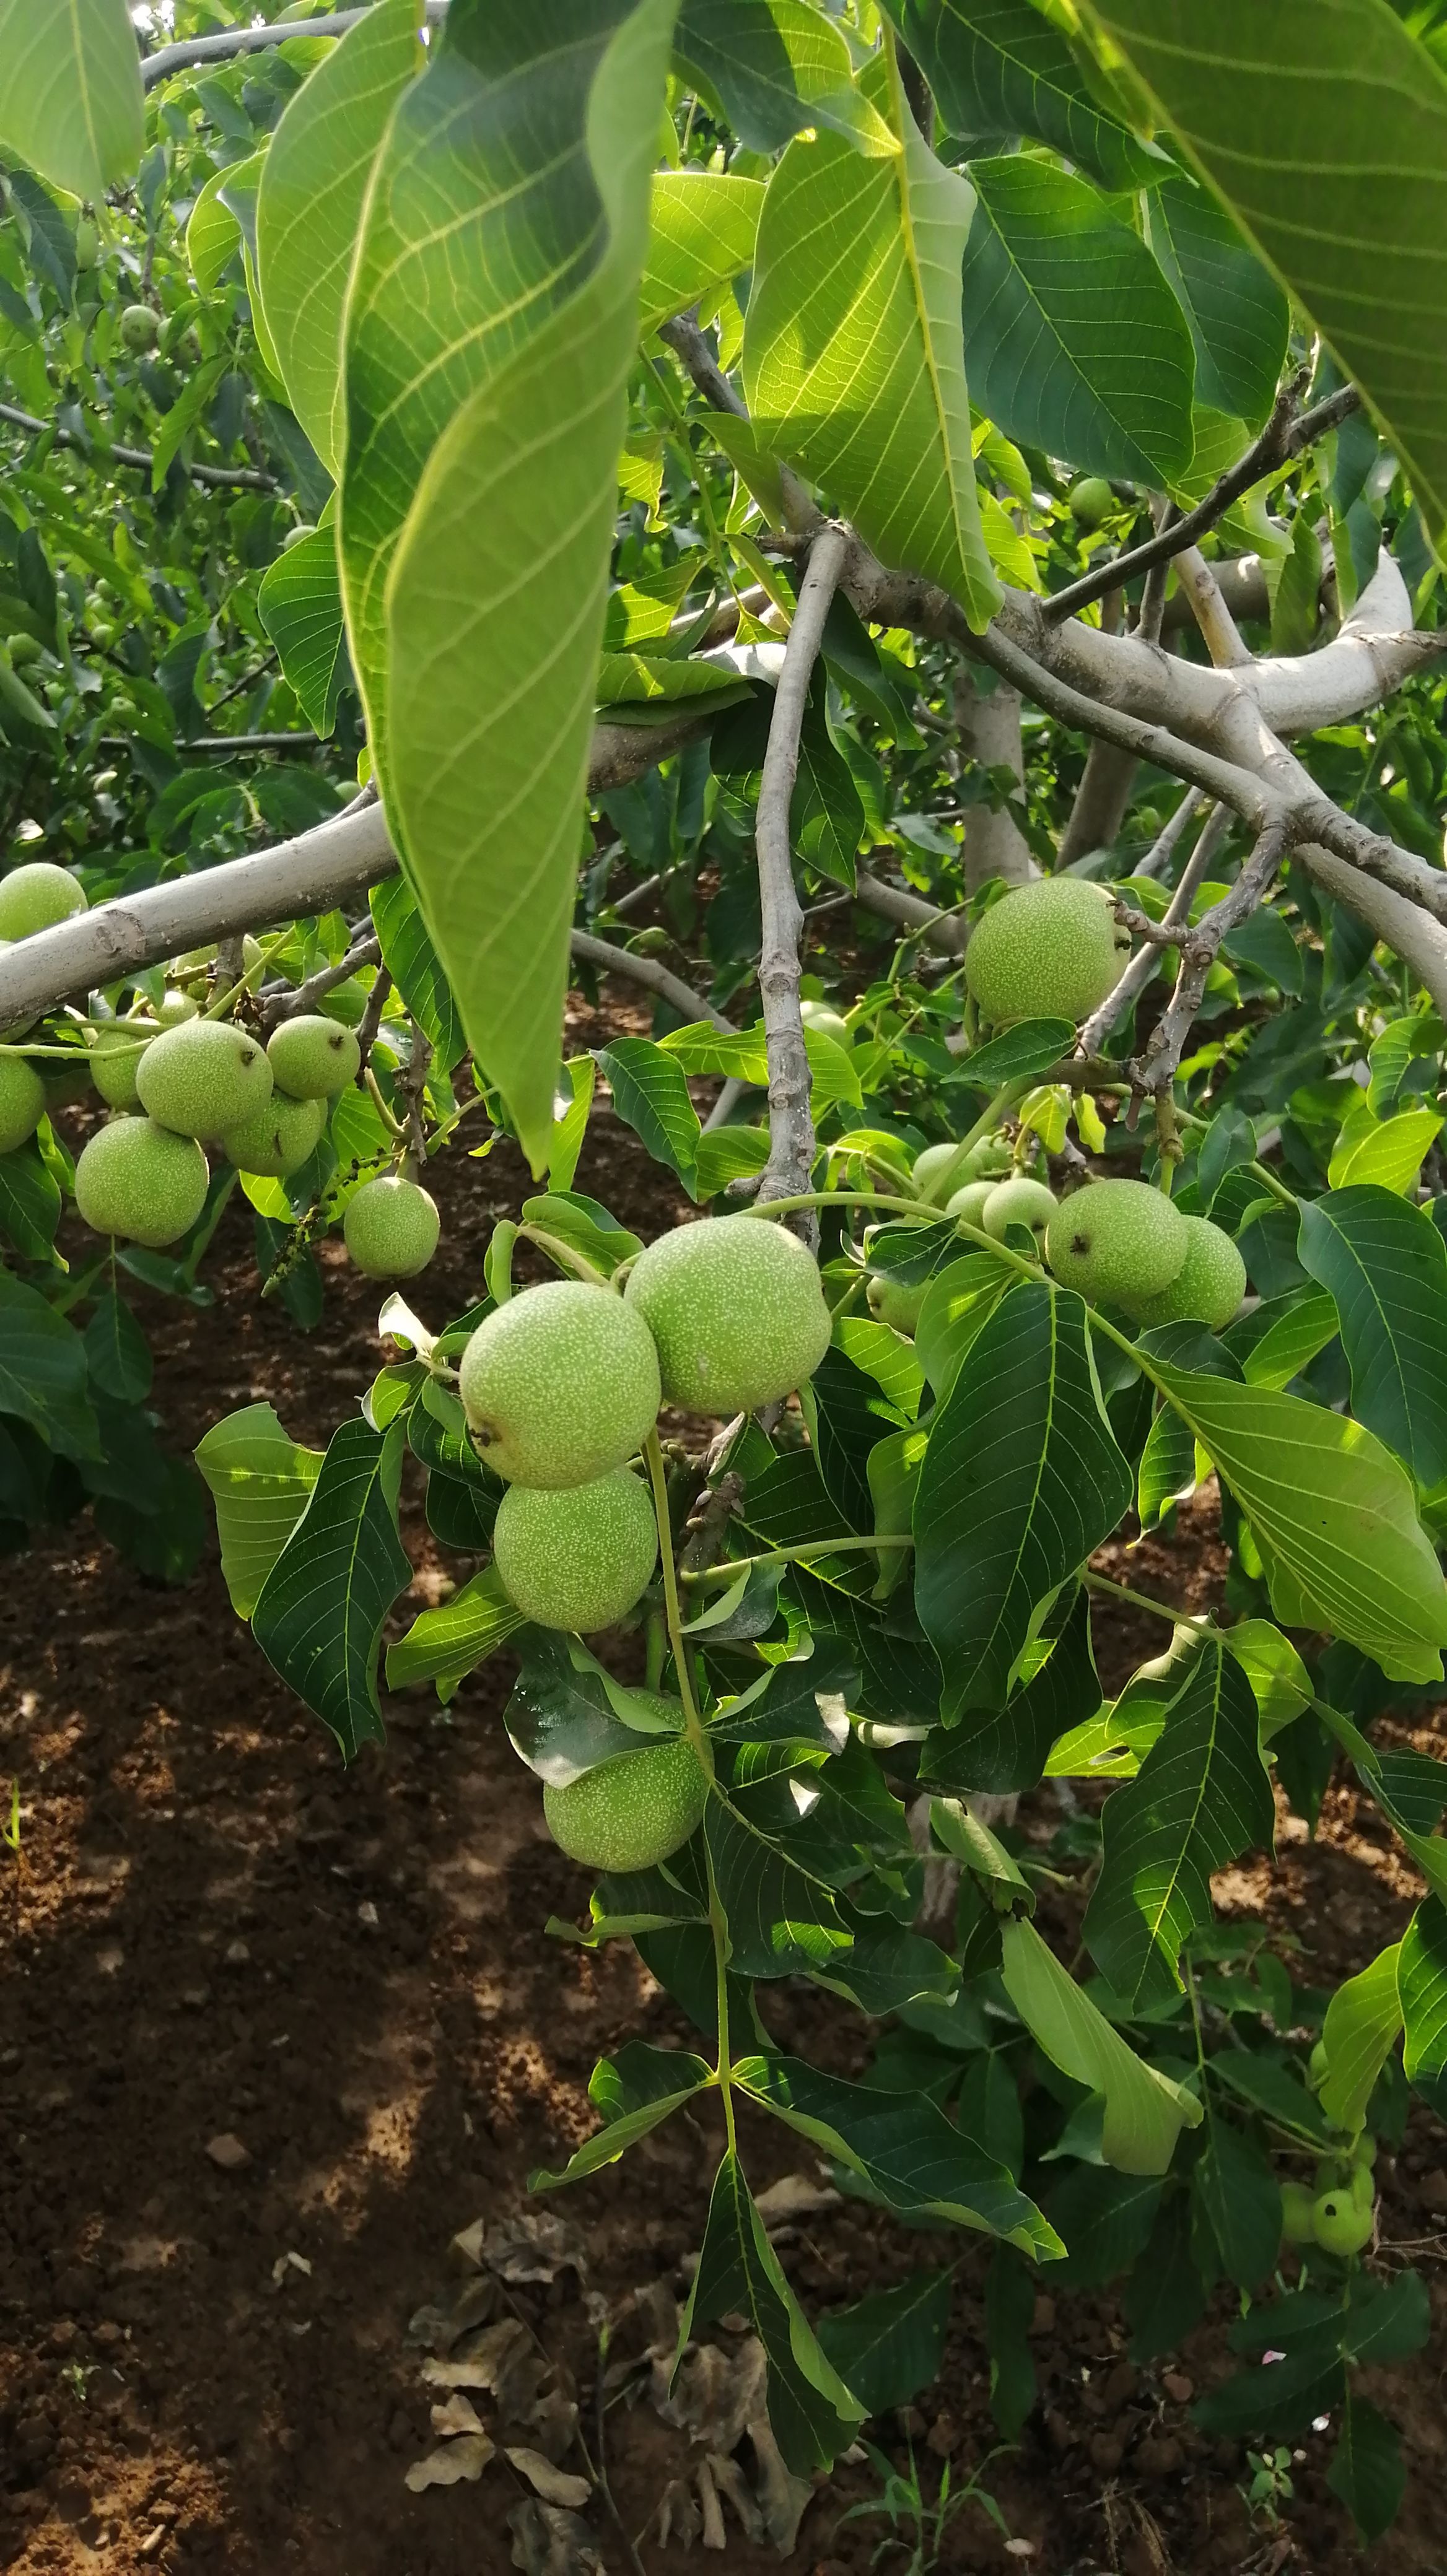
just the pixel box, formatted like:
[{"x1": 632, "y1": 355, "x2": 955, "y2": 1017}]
[
  {"x1": 2, "y1": 1777, "x2": 20, "y2": 1855},
  {"x1": 836, "y1": 2440, "x2": 1013, "y2": 2575},
  {"x1": 1241, "y1": 2445, "x2": 1296, "y2": 2529}
]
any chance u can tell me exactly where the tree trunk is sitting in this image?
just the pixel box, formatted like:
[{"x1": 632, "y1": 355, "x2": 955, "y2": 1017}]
[{"x1": 954, "y1": 669, "x2": 1034, "y2": 892}]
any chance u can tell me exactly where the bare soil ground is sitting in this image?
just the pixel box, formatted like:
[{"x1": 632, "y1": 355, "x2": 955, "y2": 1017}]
[{"x1": 2, "y1": 1063, "x2": 1446, "y2": 2576}]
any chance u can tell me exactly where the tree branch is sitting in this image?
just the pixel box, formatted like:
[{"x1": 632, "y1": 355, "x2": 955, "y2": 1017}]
[
  {"x1": 854, "y1": 868, "x2": 968, "y2": 955},
  {"x1": 1043, "y1": 382, "x2": 1362, "y2": 624},
  {"x1": 569, "y1": 932, "x2": 734, "y2": 1035},
  {"x1": 138, "y1": 5, "x2": 446, "y2": 85},
  {"x1": 753, "y1": 524, "x2": 850, "y2": 1226},
  {"x1": 1172, "y1": 544, "x2": 1252, "y2": 669},
  {"x1": 0, "y1": 399, "x2": 276, "y2": 494},
  {"x1": 953, "y1": 669, "x2": 1034, "y2": 890},
  {"x1": 262, "y1": 933, "x2": 382, "y2": 1033},
  {"x1": 657, "y1": 313, "x2": 819, "y2": 534},
  {"x1": 1132, "y1": 819, "x2": 1291, "y2": 1094},
  {"x1": 1298, "y1": 843, "x2": 1447, "y2": 1019},
  {"x1": 1077, "y1": 803, "x2": 1230, "y2": 1057}
]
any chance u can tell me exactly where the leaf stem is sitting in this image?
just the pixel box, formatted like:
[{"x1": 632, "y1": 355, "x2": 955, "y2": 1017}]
[
  {"x1": 642, "y1": 1429, "x2": 712, "y2": 1770},
  {"x1": 1082, "y1": 1567, "x2": 1212, "y2": 1634},
  {"x1": 680, "y1": 1534, "x2": 914, "y2": 1583}
]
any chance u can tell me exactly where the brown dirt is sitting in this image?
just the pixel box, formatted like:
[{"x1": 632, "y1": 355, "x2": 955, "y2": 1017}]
[{"x1": 2, "y1": 1050, "x2": 1447, "y2": 2576}]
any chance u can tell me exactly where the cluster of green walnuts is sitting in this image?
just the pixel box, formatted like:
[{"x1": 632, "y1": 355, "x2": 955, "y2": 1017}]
[
  {"x1": 0, "y1": 861, "x2": 437, "y2": 1278},
  {"x1": 869, "y1": 876, "x2": 1246, "y2": 1335},
  {"x1": 1280, "y1": 2101, "x2": 1379, "y2": 2260},
  {"x1": 456, "y1": 1214, "x2": 831, "y2": 1874}
]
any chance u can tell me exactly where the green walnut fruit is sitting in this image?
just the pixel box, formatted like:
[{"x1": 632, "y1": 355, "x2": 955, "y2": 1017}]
[
  {"x1": 982, "y1": 1176, "x2": 1057, "y2": 1245},
  {"x1": 1312, "y1": 2187, "x2": 1374, "y2": 2258},
  {"x1": 1129, "y1": 1214, "x2": 1246, "y2": 1329},
  {"x1": 0, "y1": 861, "x2": 88, "y2": 940},
  {"x1": 120, "y1": 302, "x2": 159, "y2": 354},
  {"x1": 343, "y1": 1174, "x2": 439, "y2": 1277},
  {"x1": 1067, "y1": 475, "x2": 1115, "y2": 529},
  {"x1": 74, "y1": 219, "x2": 100, "y2": 272},
  {"x1": 225, "y1": 1087, "x2": 326, "y2": 1178},
  {"x1": 156, "y1": 988, "x2": 199, "y2": 1028},
  {"x1": 136, "y1": 1017, "x2": 272, "y2": 1139},
  {"x1": 282, "y1": 522, "x2": 317, "y2": 551},
  {"x1": 1280, "y1": 2180, "x2": 1318, "y2": 2246},
  {"x1": 543, "y1": 1728, "x2": 708, "y2": 1873},
  {"x1": 800, "y1": 998, "x2": 852, "y2": 1050},
  {"x1": 74, "y1": 1117, "x2": 208, "y2": 1247},
  {"x1": 0, "y1": 1053, "x2": 46, "y2": 1154},
  {"x1": 266, "y1": 1014, "x2": 361, "y2": 1099},
  {"x1": 87, "y1": 1023, "x2": 157, "y2": 1110},
  {"x1": 1045, "y1": 1179, "x2": 1187, "y2": 1307},
  {"x1": 624, "y1": 1214, "x2": 831, "y2": 1417},
  {"x1": 913, "y1": 1140, "x2": 965, "y2": 1200},
  {"x1": 965, "y1": 876, "x2": 1129, "y2": 1027},
  {"x1": 460, "y1": 1281, "x2": 661, "y2": 1486},
  {"x1": 6, "y1": 633, "x2": 43, "y2": 669},
  {"x1": 1351, "y1": 2131, "x2": 1378, "y2": 2169},
  {"x1": 1350, "y1": 2159, "x2": 1376, "y2": 2211},
  {"x1": 867, "y1": 1274, "x2": 925, "y2": 1335},
  {"x1": 492, "y1": 1468, "x2": 658, "y2": 1632},
  {"x1": 945, "y1": 1178, "x2": 995, "y2": 1230}
]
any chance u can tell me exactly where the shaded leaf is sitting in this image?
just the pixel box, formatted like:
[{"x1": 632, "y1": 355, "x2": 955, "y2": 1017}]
[
  {"x1": 816, "y1": 2268, "x2": 953, "y2": 2421},
  {"x1": 881, "y1": 0, "x2": 1155, "y2": 188},
  {"x1": 1297, "y1": 1185, "x2": 1447, "y2": 1485},
  {"x1": 676, "y1": 2149, "x2": 864, "y2": 2474},
  {"x1": 251, "y1": 1416, "x2": 411, "y2": 1756},
  {"x1": 673, "y1": 0, "x2": 896, "y2": 157},
  {"x1": 1000, "y1": 1917, "x2": 1202, "y2": 2174},
  {"x1": 387, "y1": 1562, "x2": 523, "y2": 1701}
]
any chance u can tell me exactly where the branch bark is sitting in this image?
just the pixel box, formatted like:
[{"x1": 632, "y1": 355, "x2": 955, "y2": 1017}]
[
  {"x1": 1132, "y1": 819, "x2": 1291, "y2": 1094},
  {"x1": 753, "y1": 525, "x2": 851, "y2": 1228},
  {"x1": 953, "y1": 670, "x2": 1034, "y2": 890},
  {"x1": 569, "y1": 932, "x2": 734, "y2": 1035},
  {"x1": 0, "y1": 400, "x2": 277, "y2": 494},
  {"x1": 1057, "y1": 739, "x2": 1140, "y2": 866},
  {"x1": 1077, "y1": 802, "x2": 1230, "y2": 1058},
  {"x1": 854, "y1": 869, "x2": 968, "y2": 955}
]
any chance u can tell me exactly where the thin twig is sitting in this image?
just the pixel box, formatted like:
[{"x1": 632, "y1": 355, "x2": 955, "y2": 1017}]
[
  {"x1": 1132, "y1": 818, "x2": 1291, "y2": 1094},
  {"x1": 752, "y1": 523, "x2": 851, "y2": 1228},
  {"x1": 657, "y1": 311, "x2": 820, "y2": 533},
  {"x1": 263, "y1": 934, "x2": 382, "y2": 1033},
  {"x1": 569, "y1": 929, "x2": 733, "y2": 1035},
  {"x1": 354, "y1": 967, "x2": 393, "y2": 1081},
  {"x1": 1044, "y1": 382, "x2": 1362, "y2": 624},
  {"x1": 0, "y1": 399, "x2": 276, "y2": 493},
  {"x1": 1078, "y1": 802, "x2": 1231, "y2": 1058}
]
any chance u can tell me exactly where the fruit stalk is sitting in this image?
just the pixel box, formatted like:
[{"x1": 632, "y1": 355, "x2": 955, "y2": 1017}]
[{"x1": 642, "y1": 1431, "x2": 712, "y2": 1772}]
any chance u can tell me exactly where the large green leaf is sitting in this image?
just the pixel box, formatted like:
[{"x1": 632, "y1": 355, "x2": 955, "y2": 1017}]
[
  {"x1": 961, "y1": 157, "x2": 1196, "y2": 484},
  {"x1": 919, "y1": 1583, "x2": 1101, "y2": 1796},
  {"x1": 743, "y1": 38, "x2": 1002, "y2": 630},
  {"x1": 595, "y1": 1036, "x2": 701, "y2": 1197},
  {"x1": 1082, "y1": 0, "x2": 1447, "y2": 540},
  {"x1": 379, "y1": 0, "x2": 677, "y2": 1169},
  {"x1": 677, "y1": 2149, "x2": 864, "y2": 2472},
  {"x1": 369, "y1": 874, "x2": 465, "y2": 1070},
  {"x1": 1319, "y1": 1940, "x2": 1404, "y2": 2133},
  {"x1": 1141, "y1": 173, "x2": 1289, "y2": 430},
  {"x1": 385, "y1": 1561, "x2": 523, "y2": 1700},
  {"x1": 815, "y1": 2269, "x2": 954, "y2": 2421},
  {"x1": 732, "y1": 2052, "x2": 1060, "y2": 2254},
  {"x1": 1084, "y1": 1637, "x2": 1274, "y2": 2008},
  {"x1": 880, "y1": 0, "x2": 1155, "y2": 188},
  {"x1": 915, "y1": 1281, "x2": 1132, "y2": 1715},
  {"x1": 673, "y1": 0, "x2": 896, "y2": 156},
  {"x1": 1152, "y1": 1360, "x2": 1447, "y2": 1686},
  {"x1": 0, "y1": 0, "x2": 143, "y2": 201},
  {"x1": 251, "y1": 1416, "x2": 412, "y2": 1757},
  {"x1": 194, "y1": 1400, "x2": 323, "y2": 1620},
  {"x1": 257, "y1": 527, "x2": 351, "y2": 740},
  {"x1": 704, "y1": 1796, "x2": 853, "y2": 1979},
  {"x1": 1397, "y1": 1897, "x2": 1447, "y2": 2115},
  {"x1": 256, "y1": 0, "x2": 424, "y2": 477},
  {"x1": 0, "y1": 1271, "x2": 100, "y2": 1463},
  {"x1": 531, "y1": 2040, "x2": 713, "y2": 2188},
  {"x1": 999, "y1": 1917, "x2": 1203, "y2": 2174},
  {"x1": 638, "y1": 172, "x2": 764, "y2": 333},
  {"x1": 1296, "y1": 1186, "x2": 1447, "y2": 1487}
]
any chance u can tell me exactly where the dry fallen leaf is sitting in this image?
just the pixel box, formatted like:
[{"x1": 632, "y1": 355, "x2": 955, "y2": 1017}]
[
  {"x1": 404, "y1": 2432, "x2": 494, "y2": 2492},
  {"x1": 430, "y1": 2392, "x2": 486, "y2": 2439},
  {"x1": 421, "y1": 2316, "x2": 532, "y2": 2395},
  {"x1": 654, "y1": 2476, "x2": 702, "y2": 2551},
  {"x1": 406, "y1": 2274, "x2": 497, "y2": 2351},
  {"x1": 483, "y1": 2210, "x2": 586, "y2": 2286},
  {"x1": 753, "y1": 2171, "x2": 840, "y2": 2228},
  {"x1": 506, "y1": 2496, "x2": 605, "y2": 2575},
  {"x1": 706, "y1": 2450, "x2": 764, "y2": 2546},
  {"x1": 504, "y1": 2447, "x2": 591, "y2": 2509},
  {"x1": 748, "y1": 2414, "x2": 814, "y2": 2555}
]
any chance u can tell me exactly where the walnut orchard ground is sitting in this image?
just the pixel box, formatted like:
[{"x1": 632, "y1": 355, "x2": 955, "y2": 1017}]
[{"x1": 3, "y1": 1133, "x2": 1447, "y2": 2576}]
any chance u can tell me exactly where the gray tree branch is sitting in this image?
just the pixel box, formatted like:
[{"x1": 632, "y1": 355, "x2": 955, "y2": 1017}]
[
  {"x1": 752, "y1": 524, "x2": 851, "y2": 1227},
  {"x1": 1077, "y1": 801, "x2": 1231, "y2": 1058},
  {"x1": 0, "y1": 400, "x2": 277, "y2": 494}
]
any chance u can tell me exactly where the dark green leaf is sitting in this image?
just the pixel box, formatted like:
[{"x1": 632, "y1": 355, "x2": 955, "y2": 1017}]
[
  {"x1": 386, "y1": 1562, "x2": 523, "y2": 1700},
  {"x1": 1142, "y1": 174, "x2": 1289, "y2": 427},
  {"x1": 792, "y1": 683, "x2": 864, "y2": 890},
  {"x1": 370, "y1": 874, "x2": 465, "y2": 1071},
  {"x1": 675, "y1": 0, "x2": 895, "y2": 155},
  {"x1": 1397, "y1": 1897, "x2": 1447, "y2": 2115},
  {"x1": 704, "y1": 1795, "x2": 853, "y2": 1979},
  {"x1": 916, "y1": 1282, "x2": 1132, "y2": 1716},
  {"x1": 0, "y1": 1270, "x2": 100, "y2": 1461},
  {"x1": 1296, "y1": 1185, "x2": 1447, "y2": 1484},
  {"x1": 0, "y1": 1137, "x2": 61, "y2": 1262},
  {"x1": 1083, "y1": 1636, "x2": 1274, "y2": 2008},
  {"x1": 531, "y1": 2040, "x2": 712, "y2": 2188},
  {"x1": 1124, "y1": 2190, "x2": 1207, "y2": 2361},
  {"x1": 1047, "y1": 2164, "x2": 1162, "y2": 2289},
  {"x1": 951, "y1": 1016, "x2": 1075, "y2": 1090},
  {"x1": 881, "y1": 0, "x2": 1156, "y2": 187},
  {"x1": 252, "y1": 1416, "x2": 411, "y2": 1757},
  {"x1": 83, "y1": 1290, "x2": 152, "y2": 1404},
  {"x1": 961, "y1": 157, "x2": 1196, "y2": 482},
  {"x1": 505, "y1": 1631, "x2": 662, "y2": 1783},
  {"x1": 920, "y1": 1583, "x2": 1100, "y2": 1796},
  {"x1": 983, "y1": 2240, "x2": 1036, "y2": 2437},
  {"x1": 1327, "y1": 2392, "x2": 1406, "y2": 2548},
  {"x1": 676, "y1": 2149, "x2": 865, "y2": 2474},
  {"x1": 1190, "y1": 2115, "x2": 1281, "y2": 2290},
  {"x1": 732, "y1": 2049, "x2": 1060, "y2": 2255},
  {"x1": 258, "y1": 526, "x2": 351, "y2": 737},
  {"x1": 594, "y1": 1037, "x2": 701, "y2": 1196},
  {"x1": 804, "y1": 1343, "x2": 905, "y2": 1533},
  {"x1": 816, "y1": 2268, "x2": 954, "y2": 2421}
]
